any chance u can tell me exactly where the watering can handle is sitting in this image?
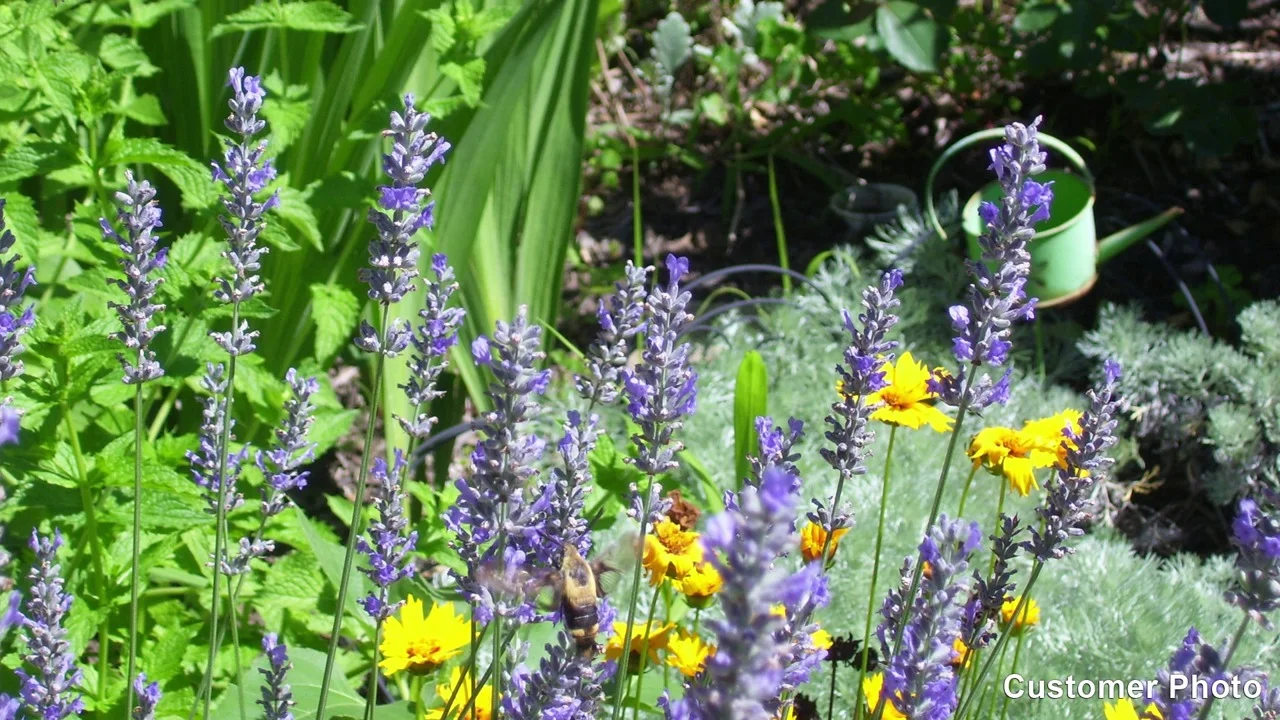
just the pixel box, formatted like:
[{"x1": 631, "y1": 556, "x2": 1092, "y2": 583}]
[{"x1": 923, "y1": 129, "x2": 1093, "y2": 241}]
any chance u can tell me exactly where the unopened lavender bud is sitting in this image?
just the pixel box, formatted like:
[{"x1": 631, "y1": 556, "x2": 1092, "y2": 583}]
[
  {"x1": 358, "y1": 451, "x2": 416, "y2": 622},
  {"x1": 103, "y1": 172, "x2": 167, "y2": 384},
  {"x1": 398, "y1": 253, "x2": 465, "y2": 438},
  {"x1": 131, "y1": 673, "x2": 161, "y2": 720},
  {"x1": 258, "y1": 634, "x2": 295, "y2": 720},
  {"x1": 17, "y1": 530, "x2": 84, "y2": 720},
  {"x1": 256, "y1": 369, "x2": 319, "y2": 517},
  {"x1": 577, "y1": 261, "x2": 650, "y2": 405},
  {"x1": 0, "y1": 199, "x2": 35, "y2": 384}
]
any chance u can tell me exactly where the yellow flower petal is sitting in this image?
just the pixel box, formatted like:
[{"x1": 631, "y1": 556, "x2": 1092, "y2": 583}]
[
  {"x1": 800, "y1": 522, "x2": 850, "y2": 564},
  {"x1": 665, "y1": 632, "x2": 715, "y2": 677},
  {"x1": 426, "y1": 666, "x2": 492, "y2": 720},
  {"x1": 378, "y1": 595, "x2": 469, "y2": 677},
  {"x1": 1000, "y1": 595, "x2": 1041, "y2": 633},
  {"x1": 861, "y1": 673, "x2": 907, "y2": 720},
  {"x1": 859, "y1": 352, "x2": 953, "y2": 432}
]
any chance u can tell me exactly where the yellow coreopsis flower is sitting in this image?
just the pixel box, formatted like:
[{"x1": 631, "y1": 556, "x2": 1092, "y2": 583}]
[
  {"x1": 858, "y1": 351, "x2": 954, "y2": 432},
  {"x1": 861, "y1": 673, "x2": 907, "y2": 720},
  {"x1": 665, "y1": 632, "x2": 715, "y2": 677},
  {"x1": 1022, "y1": 409, "x2": 1084, "y2": 468},
  {"x1": 379, "y1": 596, "x2": 469, "y2": 677},
  {"x1": 605, "y1": 620, "x2": 675, "y2": 673},
  {"x1": 951, "y1": 637, "x2": 973, "y2": 668},
  {"x1": 675, "y1": 560, "x2": 723, "y2": 607},
  {"x1": 812, "y1": 628, "x2": 833, "y2": 650},
  {"x1": 425, "y1": 667, "x2": 492, "y2": 720},
  {"x1": 800, "y1": 522, "x2": 850, "y2": 564},
  {"x1": 968, "y1": 425, "x2": 1060, "y2": 496},
  {"x1": 1104, "y1": 698, "x2": 1164, "y2": 720},
  {"x1": 643, "y1": 519, "x2": 703, "y2": 585},
  {"x1": 1000, "y1": 595, "x2": 1041, "y2": 634}
]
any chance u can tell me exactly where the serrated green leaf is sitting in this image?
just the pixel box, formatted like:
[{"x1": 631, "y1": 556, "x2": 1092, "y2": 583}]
[
  {"x1": 146, "y1": 619, "x2": 199, "y2": 684},
  {"x1": 272, "y1": 184, "x2": 323, "y2": 252},
  {"x1": 98, "y1": 33, "x2": 159, "y2": 77},
  {"x1": 733, "y1": 350, "x2": 769, "y2": 486},
  {"x1": 104, "y1": 137, "x2": 219, "y2": 210},
  {"x1": 0, "y1": 142, "x2": 76, "y2": 185},
  {"x1": 309, "y1": 282, "x2": 360, "y2": 364},
  {"x1": 422, "y1": 6, "x2": 458, "y2": 54},
  {"x1": 440, "y1": 58, "x2": 486, "y2": 107},
  {"x1": 293, "y1": 506, "x2": 369, "y2": 620},
  {"x1": 211, "y1": 1, "x2": 362, "y2": 37},
  {"x1": 255, "y1": 551, "x2": 326, "y2": 629},
  {"x1": 652, "y1": 12, "x2": 692, "y2": 78},
  {"x1": 876, "y1": 1, "x2": 942, "y2": 73},
  {"x1": 262, "y1": 82, "x2": 313, "y2": 154},
  {"x1": 121, "y1": 93, "x2": 167, "y2": 125}
]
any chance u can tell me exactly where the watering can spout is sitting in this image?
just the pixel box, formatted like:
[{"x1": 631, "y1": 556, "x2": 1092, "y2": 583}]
[{"x1": 1095, "y1": 206, "x2": 1184, "y2": 265}]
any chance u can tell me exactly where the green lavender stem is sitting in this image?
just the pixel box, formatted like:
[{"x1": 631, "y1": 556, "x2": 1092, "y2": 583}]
[
  {"x1": 956, "y1": 464, "x2": 980, "y2": 517},
  {"x1": 954, "y1": 563, "x2": 1044, "y2": 719},
  {"x1": 853, "y1": 425, "x2": 898, "y2": 720},
  {"x1": 125, "y1": 384, "x2": 144, "y2": 715},
  {"x1": 1193, "y1": 614, "x2": 1251, "y2": 720},
  {"x1": 317, "y1": 305, "x2": 391, "y2": 720},
  {"x1": 611, "y1": 468, "x2": 658, "y2": 720},
  {"x1": 997, "y1": 628, "x2": 1027, "y2": 720},
  {"x1": 630, "y1": 580, "x2": 665, "y2": 720}
]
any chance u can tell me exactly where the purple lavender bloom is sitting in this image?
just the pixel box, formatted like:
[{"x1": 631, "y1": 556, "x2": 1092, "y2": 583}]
[
  {"x1": 0, "y1": 198, "x2": 36, "y2": 384},
  {"x1": 1226, "y1": 495, "x2": 1280, "y2": 625},
  {"x1": 444, "y1": 307, "x2": 551, "y2": 622},
  {"x1": 102, "y1": 171, "x2": 167, "y2": 385},
  {"x1": 576, "y1": 261, "x2": 650, "y2": 405},
  {"x1": 815, "y1": 269, "x2": 902, "y2": 535},
  {"x1": 255, "y1": 369, "x2": 319, "y2": 518},
  {"x1": 504, "y1": 633, "x2": 615, "y2": 720},
  {"x1": 186, "y1": 363, "x2": 248, "y2": 517},
  {"x1": 357, "y1": 451, "x2": 417, "y2": 622},
  {"x1": 665, "y1": 417, "x2": 819, "y2": 720},
  {"x1": 0, "y1": 695, "x2": 16, "y2": 720},
  {"x1": 874, "y1": 517, "x2": 980, "y2": 720},
  {"x1": 1024, "y1": 360, "x2": 1122, "y2": 562},
  {"x1": 530, "y1": 410, "x2": 600, "y2": 564},
  {"x1": 16, "y1": 530, "x2": 84, "y2": 720},
  {"x1": 959, "y1": 514, "x2": 1023, "y2": 651},
  {"x1": 356, "y1": 94, "x2": 450, "y2": 324},
  {"x1": 397, "y1": 254, "x2": 465, "y2": 438},
  {"x1": 258, "y1": 633, "x2": 295, "y2": 720},
  {"x1": 621, "y1": 255, "x2": 697, "y2": 477},
  {"x1": 131, "y1": 673, "x2": 160, "y2": 720},
  {"x1": 1143, "y1": 628, "x2": 1229, "y2": 720},
  {"x1": 0, "y1": 403, "x2": 18, "y2": 447},
  {"x1": 210, "y1": 67, "x2": 277, "y2": 357},
  {"x1": 1253, "y1": 679, "x2": 1280, "y2": 718},
  {"x1": 933, "y1": 118, "x2": 1051, "y2": 410}
]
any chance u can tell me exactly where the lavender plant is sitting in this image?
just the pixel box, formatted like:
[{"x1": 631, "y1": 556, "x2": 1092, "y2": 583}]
[
  {"x1": 0, "y1": 198, "x2": 35, "y2": 390},
  {"x1": 16, "y1": 530, "x2": 83, "y2": 720},
  {"x1": 131, "y1": 674, "x2": 160, "y2": 720},
  {"x1": 613, "y1": 255, "x2": 697, "y2": 718},
  {"x1": 101, "y1": 169, "x2": 169, "y2": 714},
  {"x1": 317, "y1": 93, "x2": 450, "y2": 720},
  {"x1": 259, "y1": 634, "x2": 295, "y2": 720}
]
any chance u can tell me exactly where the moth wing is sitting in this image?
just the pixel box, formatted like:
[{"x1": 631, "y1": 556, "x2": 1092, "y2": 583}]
[{"x1": 592, "y1": 531, "x2": 641, "y2": 598}]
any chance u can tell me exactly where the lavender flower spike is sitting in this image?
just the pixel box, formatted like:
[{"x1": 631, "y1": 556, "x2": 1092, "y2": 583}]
[
  {"x1": 1226, "y1": 492, "x2": 1280, "y2": 626},
  {"x1": 622, "y1": 254, "x2": 697, "y2": 476},
  {"x1": 576, "y1": 261, "x2": 650, "y2": 405},
  {"x1": 16, "y1": 530, "x2": 84, "y2": 720},
  {"x1": 210, "y1": 67, "x2": 277, "y2": 357},
  {"x1": 0, "y1": 403, "x2": 18, "y2": 448},
  {"x1": 358, "y1": 451, "x2": 417, "y2": 621},
  {"x1": 934, "y1": 118, "x2": 1051, "y2": 410},
  {"x1": 102, "y1": 171, "x2": 168, "y2": 384},
  {"x1": 875, "y1": 517, "x2": 981, "y2": 720},
  {"x1": 256, "y1": 369, "x2": 320, "y2": 518},
  {"x1": 444, "y1": 306, "x2": 551, "y2": 622},
  {"x1": 355, "y1": 95, "x2": 450, "y2": 356},
  {"x1": 0, "y1": 197, "x2": 36, "y2": 385},
  {"x1": 0, "y1": 695, "x2": 17, "y2": 720},
  {"x1": 259, "y1": 633, "x2": 295, "y2": 720},
  {"x1": 1024, "y1": 359, "x2": 1122, "y2": 562},
  {"x1": 814, "y1": 268, "x2": 902, "y2": 534},
  {"x1": 665, "y1": 417, "x2": 822, "y2": 720},
  {"x1": 131, "y1": 673, "x2": 161, "y2": 720},
  {"x1": 397, "y1": 253, "x2": 465, "y2": 438},
  {"x1": 186, "y1": 363, "x2": 248, "y2": 517},
  {"x1": 504, "y1": 632, "x2": 615, "y2": 720},
  {"x1": 1144, "y1": 628, "x2": 1229, "y2": 720}
]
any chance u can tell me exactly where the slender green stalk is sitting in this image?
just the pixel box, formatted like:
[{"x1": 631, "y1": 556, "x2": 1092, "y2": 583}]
[
  {"x1": 853, "y1": 426, "x2": 898, "y2": 720},
  {"x1": 954, "y1": 563, "x2": 1043, "y2": 719},
  {"x1": 453, "y1": 629, "x2": 514, "y2": 720},
  {"x1": 826, "y1": 661, "x2": 839, "y2": 720},
  {"x1": 413, "y1": 675, "x2": 425, "y2": 720},
  {"x1": 1193, "y1": 614, "x2": 1251, "y2": 720},
  {"x1": 317, "y1": 306, "x2": 392, "y2": 720},
  {"x1": 610, "y1": 478, "x2": 657, "y2": 720},
  {"x1": 997, "y1": 629, "x2": 1027, "y2": 720},
  {"x1": 956, "y1": 464, "x2": 980, "y2": 517},
  {"x1": 226, "y1": 571, "x2": 247, "y2": 720},
  {"x1": 632, "y1": 142, "x2": 643, "y2": 267},
  {"x1": 61, "y1": 398, "x2": 110, "y2": 717},
  {"x1": 630, "y1": 581, "x2": 665, "y2": 720},
  {"x1": 126, "y1": 384, "x2": 144, "y2": 715},
  {"x1": 766, "y1": 153, "x2": 792, "y2": 296},
  {"x1": 970, "y1": 627, "x2": 1011, "y2": 720},
  {"x1": 490, "y1": 507, "x2": 508, "y2": 720},
  {"x1": 438, "y1": 620, "x2": 493, "y2": 720},
  {"x1": 366, "y1": 621, "x2": 384, "y2": 720},
  {"x1": 201, "y1": 304, "x2": 242, "y2": 720},
  {"x1": 989, "y1": 482, "x2": 1008, "y2": 574}
]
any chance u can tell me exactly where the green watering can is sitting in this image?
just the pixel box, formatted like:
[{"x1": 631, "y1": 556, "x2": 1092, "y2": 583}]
[{"x1": 924, "y1": 128, "x2": 1184, "y2": 308}]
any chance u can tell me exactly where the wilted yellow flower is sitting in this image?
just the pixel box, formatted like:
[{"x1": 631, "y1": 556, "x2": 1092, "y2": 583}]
[
  {"x1": 1000, "y1": 595, "x2": 1041, "y2": 633},
  {"x1": 800, "y1": 522, "x2": 850, "y2": 564},
  {"x1": 968, "y1": 426, "x2": 1059, "y2": 496},
  {"x1": 379, "y1": 596, "x2": 469, "y2": 677},
  {"x1": 606, "y1": 620, "x2": 675, "y2": 673},
  {"x1": 665, "y1": 632, "x2": 715, "y2": 677},
  {"x1": 675, "y1": 560, "x2": 723, "y2": 607},
  {"x1": 644, "y1": 519, "x2": 703, "y2": 585},
  {"x1": 425, "y1": 666, "x2": 491, "y2": 720},
  {"x1": 1104, "y1": 698, "x2": 1164, "y2": 720},
  {"x1": 851, "y1": 351, "x2": 954, "y2": 432},
  {"x1": 861, "y1": 673, "x2": 907, "y2": 720}
]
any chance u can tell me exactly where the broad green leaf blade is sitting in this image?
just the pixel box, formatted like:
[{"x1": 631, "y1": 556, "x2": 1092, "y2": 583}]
[
  {"x1": 652, "y1": 12, "x2": 692, "y2": 78},
  {"x1": 875, "y1": 1, "x2": 942, "y2": 73},
  {"x1": 293, "y1": 506, "x2": 370, "y2": 621},
  {"x1": 733, "y1": 350, "x2": 769, "y2": 486},
  {"x1": 309, "y1": 282, "x2": 361, "y2": 365},
  {"x1": 210, "y1": 1, "x2": 363, "y2": 37}
]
